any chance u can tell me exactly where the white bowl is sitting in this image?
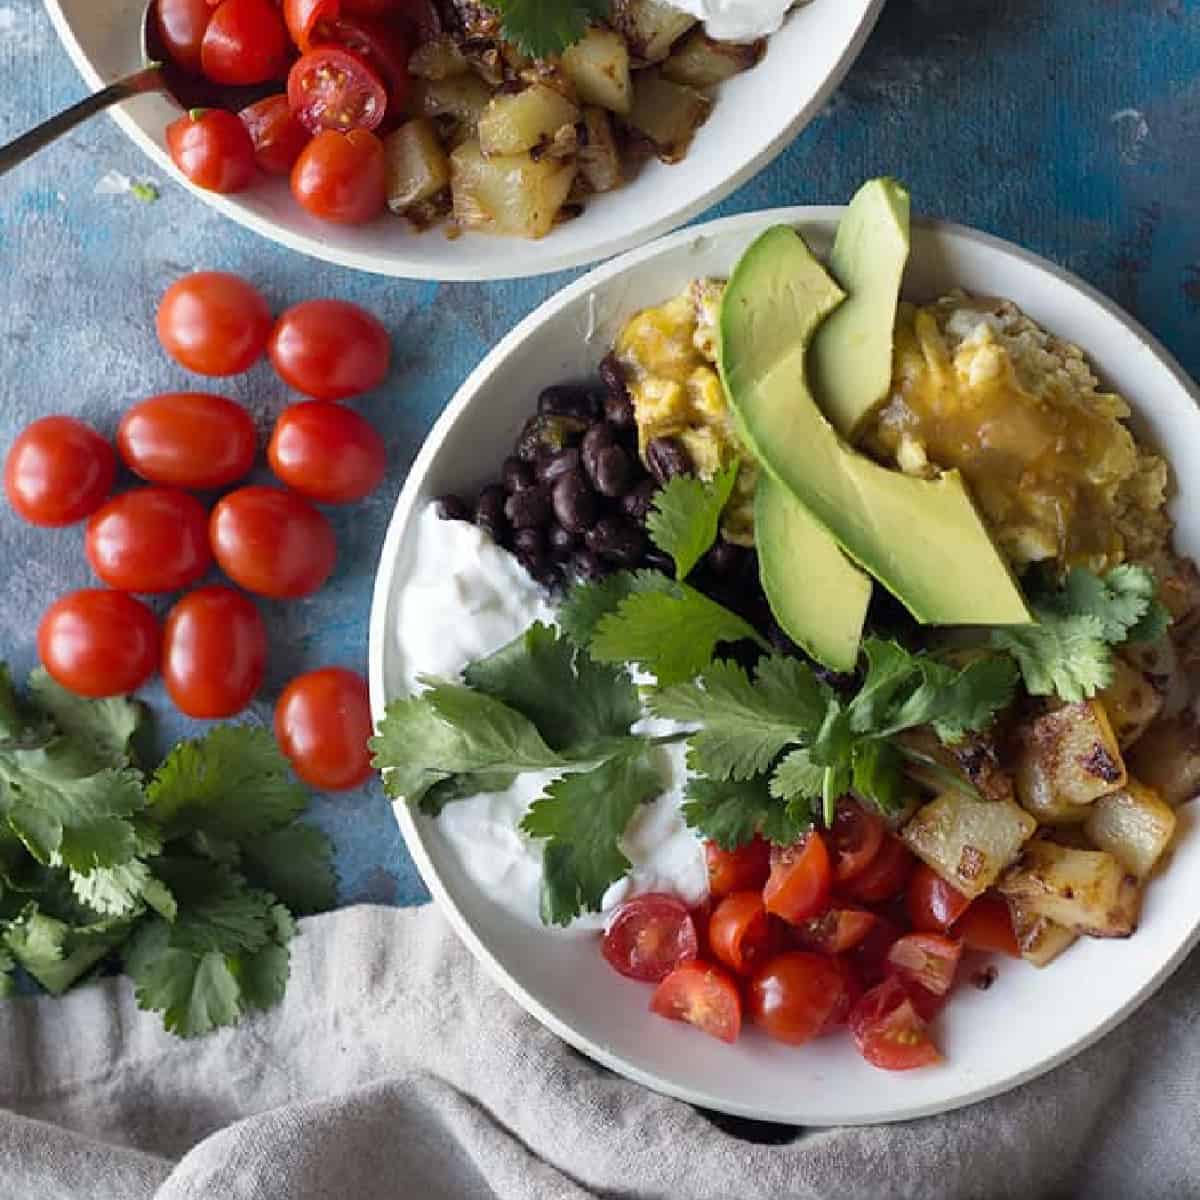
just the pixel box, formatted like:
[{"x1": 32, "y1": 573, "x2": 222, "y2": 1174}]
[
  {"x1": 43, "y1": 0, "x2": 883, "y2": 281},
  {"x1": 369, "y1": 207, "x2": 1200, "y2": 1124}
]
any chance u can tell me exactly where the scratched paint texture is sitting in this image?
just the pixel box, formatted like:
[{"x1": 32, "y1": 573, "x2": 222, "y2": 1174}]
[{"x1": 0, "y1": 0, "x2": 1197, "y2": 910}]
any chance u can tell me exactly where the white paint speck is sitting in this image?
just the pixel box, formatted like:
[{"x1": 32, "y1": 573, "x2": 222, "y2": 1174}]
[
  {"x1": 1112, "y1": 108, "x2": 1150, "y2": 165},
  {"x1": 94, "y1": 170, "x2": 133, "y2": 196}
]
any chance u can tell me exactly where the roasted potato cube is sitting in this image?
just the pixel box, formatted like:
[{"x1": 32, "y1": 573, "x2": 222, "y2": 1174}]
[
  {"x1": 450, "y1": 139, "x2": 576, "y2": 239},
  {"x1": 999, "y1": 840, "x2": 1140, "y2": 937},
  {"x1": 899, "y1": 728, "x2": 1015, "y2": 803},
  {"x1": 1126, "y1": 712, "x2": 1200, "y2": 806},
  {"x1": 576, "y1": 106, "x2": 623, "y2": 193},
  {"x1": 612, "y1": 0, "x2": 696, "y2": 62},
  {"x1": 384, "y1": 119, "x2": 451, "y2": 214},
  {"x1": 477, "y1": 84, "x2": 580, "y2": 157},
  {"x1": 561, "y1": 27, "x2": 632, "y2": 115},
  {"x1": 902, "y1": 792, "x2": 1037, "y2": 900},
  {"x1": 1099, "y1": 656, "x2": 1165, "y2": 748},
  {"x1": 1084, "y1": 779, "x2": 1176, "y2": 878},
  {"x1": 1007, "y1": 900, "x2": 1078, "y2": 967},
  {"x1": 661, "y1": 30, "x2": 764, "y2": 87},
  {"x1": 410, "y1": 74, "x2": 493, "y2": 130},
  {"x1": 626, "y1": 70, "x2": 713, "y2": 163},
  {"x1": 408, "y1": 36, "x2": 469, "y2": 80}
]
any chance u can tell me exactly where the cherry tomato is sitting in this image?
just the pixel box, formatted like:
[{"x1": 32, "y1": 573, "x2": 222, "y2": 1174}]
[
  {"x1": 290, "y1": 127, "x2": 386, "y2": 224},
  {"x1": 748, "y1": 951, "x2": 846, "y2": 1046},
  {"x1": 275, "y1": 667, "x2": 373, "y2": 789},
  {"x1": 820, "y1": 958, "x2": 862, "y2": 1033},
  {"x1": 284, "y1": 0, "x2": 339, "y2": 49},
  {"x1": 906, "y1": 862, "x2": 971, "y2": 932},
  {"x1": 5, "y1": 417, "x2": 115, "y2": 527},
  {"x1": 166, "y1": 109, "x2": 257, "y2": 193},
  {"x1": 848, "y1": 976, "x2": 941, "y2": 1071},
  {"x1": 650, "y1": 960, "x2": 741, "y2": 1044},
  {"x1": 86, "y1": 488, "x2": 212, "y2": 594},
  {"x1": 846, "y1": 913, "x2": 903, "y2": 988},
  {"x1": 956, "y1": 894, "x2": 1020, "y2": 957},
  {"x1": 38, "y1": 590, "x2": 160, "y2": 698},
  {"x1": 267, "y1": 401, "x2": 386, "y2": 503},
  {"x1": 318, "y1": 17, "x2": 410, "y2": 116},
  {"x1": 886, "y1": 932, "x2": 962, "y2": 999},
  {"x1": 154, "y1": 0, "x2": 214, "y2": 74},
  {"x1": 704, "y1": 836, "x2": 770, "y2": 899},
  {"x1": 707, "y1": 891, "x2": 772, "y2": 976},
  {"x1": 601, "y1": 893, "x2": 698, "y2": 983},
  {"x1": 118, "y1": 393, "x2": 257, "y2": 490},
  {"x1": 792, "y1": 907, "x2": 877, "y2": 955},
  {"x1": 157, "y1": 272, "x2": 273, "y2": 377},
  {"x1": 842, "y1": 835, "x2": 914, "y2": 903},
  {"x1": 268, "y1": 299, "x2": 391, "y2": 400},
  {"x1": 829, "y1": 798, "x2": 886, "y2": 883},
  {"x1": 210, "y1": 486, "x2": 336, "y2": 599},
  {"x1": 201, "y1": 0, "x2": 290, "y2": 85},
  {"x1": 239, "y1": 94, "x2": 312, "y2": 174},
  {"x1": 763, "y1": 833, "x2": 832, "y2": 925},
  {"x1": 288, "y1": 46, "x2": 387, "y2": 133},
  {"x1": 343, "y1": 0, "x2": 399, "y2": 13},
  {"x1": 163, "y1": 585, "x2": 267, "y2": 718}
]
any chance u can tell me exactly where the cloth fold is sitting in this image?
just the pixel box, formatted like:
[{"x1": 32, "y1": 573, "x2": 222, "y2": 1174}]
[{"x1": 0, "y1": 904, "x2": 1196, "y2": 1200}]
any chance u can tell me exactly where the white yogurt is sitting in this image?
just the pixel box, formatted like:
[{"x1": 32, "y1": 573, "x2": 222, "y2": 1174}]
[
  {"x1": 393, "y1": 504, "x2": 707, "y2": 931},
  {"x1": 666, "y1": 0, "x2": 796, "y2": 44}
]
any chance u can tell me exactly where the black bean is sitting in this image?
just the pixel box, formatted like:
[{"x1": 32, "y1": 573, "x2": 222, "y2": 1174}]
[
  {"x1": 646, "y1": 436, "x2": 692, "y2": 484},
  {"x1": 620, "y1": 478, "x2": 658, "y2": 523},
  {"x1": 512, "y1": 526, "x2": 546, "y2": 572},
  {"x1": 546, "y1": 523, "x2": 577, "y2": 561},
  {"x1": 514, "y1": 413, "x2": 589, "y2": 462},
  {"x1": 642, "y1": 549, "x2": 674, "y2": 575},
  {"x1": 604, "y1": 390, "x2": 636, "y2": 429},
  {"x1": 569, "y1": 549, "x2": 608, "y2": 582},
  {"x1": 502, "y1": 456, "x2": 534, "y2": 493},
  {"x1": 585, "y1": 516, "x2": 645, "y2": 567},
  {"x1": 505, "y1": 485, "x2": 551, "y2": 529},
  {"x1": 538, "y1": 384, "x2": 600, "y2": 422},
  {"x1": 580, "y1": 422, "x2": 616, "y2": 479},
  {"x1": 475, "y1": 484, "x2": 507, "y2": 541},
  {"x1": 551, "y1": 469, "x2": 597, "y2": 533},
  {"x1": 590, "y1": 444, "x2": 633, "y2": 498},
  {"x1": 705, "y1": 539, "x2": 746, "y2": 576},
  {"x1": 535, "y1": 447, "x2": 580, "y2": 485},
  {"x1": 599, "y1": 351, "x2": 628, "y2": 397},
  {"x1": 435, "y1": 494, "x2": 470, "y2": 522}
]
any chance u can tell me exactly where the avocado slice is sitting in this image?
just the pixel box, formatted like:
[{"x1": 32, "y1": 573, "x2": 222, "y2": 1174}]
[
  {"x1": 719, "y1": 224, "x2": 1031, "y2": 626},
  {"x1": 755, "y1": 472, "x2": 871, "y2": 672},
  {"x1": 810, "y1": 177, "x2": 911, "y2": 439}
]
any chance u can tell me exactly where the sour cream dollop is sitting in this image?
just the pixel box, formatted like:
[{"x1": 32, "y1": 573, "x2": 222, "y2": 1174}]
[
  {"x1": 666, "y1": 0, "x2": 795, "y2": 44},
  {"x1": 393, "y1": 505, "x2": 707, "y2": 931}
]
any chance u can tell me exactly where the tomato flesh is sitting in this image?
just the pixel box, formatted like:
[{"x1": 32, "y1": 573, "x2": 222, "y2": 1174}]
[
  {"x1": 275, "y1": 668, "x2": 373, "y2": 790},
  {"x1": 748, "y1": 951, "x2": 846, "y2": 1046},
  {"x1": 288, "y1": 46, "x2": 387, "y2": 133},
  {"x1": 957, "y1": 894, "x2": 1020, "y2": 958},
  {"x1": 201, "y1": 0, "x2": 291, "y2": 85},
  {"x1": 167, "y1": 109, "x2": 257, "y2": 193},
  {"x1": 5, "y1": 417, "x2": 115, "y2": 527},
  {"x1": 601, "y1": 894, "x2": 698, "y2": 983},
  {"x1": 707, "y1": 891, "x2": 771, "y2": 977},
  {"x1": 793, "y1": 907, "x2": 877, "y2": 955},
  {"x1": 154, "y1": 0, "x2": 214, "y2": 74},
  {"x1": 763, "y1": 833, "x2": 832, "y2": 924},
  {"x1": 157, "y1": 271, "x2": 273, "y2": 377},
  {"x1": 842, "y1": 834, "x2": 914, "y2": 903},
  {"x1": 239, "y1": 94, "x2": 312, "y2": 174},
  {"x1": 886, "y1": 932, "x2": 962, "y2": 998},
  {"x1": 38, "y1": 590, "x2": 160, "y2": 698},
  {"x1": 849, "y1": 976, "x2": 941, "y2": 1071},
  {"x1": 290, "y1": 127, "x2": 386, "y2": 224},
  {"x1": 268, "y1": 298, "x2": 391, "y2": 400},
  {"x1": 705, "y1": 836, "x2": 770, "y2": 899},
  {"x1": 650, "y1": 960, "x2": 741, "y2": 1044},
  {"x1": 829, "y1": 798, "x2": 886, "y2": 883},
  {"x1": 268, "y1": 400, "x2": 386, "y2": 503},
  {"x1": 284, "y1": 0, "x2": 339, "y2": 49},
  {"x1": 318, "y1": 16, "x2": 410, "y2": 117}
]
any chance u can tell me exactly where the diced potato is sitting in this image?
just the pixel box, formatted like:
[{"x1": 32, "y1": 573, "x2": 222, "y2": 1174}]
[
  {"x1": 898, "y1": 728, "x2": 1015, "y2": 803},
  {"x1": 450, "y1": 139, "x2": 576, "y2": 239},
  {"x1": 478, "y1": 84, "x2": 580, "y2": 158},
  {"x1": 1084, "y1": 779, "x2": 1177, "y2": 878},
  {"x1": 408, "y1": 36, "x2": 469, "y2": 80},
  {"x1": 999, "y1": 840, "x2": 1140, "y2": 937},
  {"x1": 1099, "y1": 656, "x2": 1165, "y2": 748},
  {"x1": 611, "y1": 0, "x2": 696, "y2": 62},
  {"x1": 902, "y1": 792, "x2": 1037, "y2": 900},
  {"x1": 410, "y1": 74, "x2": 493, "y2": 131},
  {"x1": 384, "y1": 119, "x2": 451, "y2": 215},
  {"x1": 1126, "y1": 712, "x2": 1200, "y2": 806},
  {"x1": 576, "y1": 106, "x2": 622, "y2": 193},
  {"x1": 1007, "y1": 899, "x2": 1078, "y2": 967},
  {"x1": 561, "y1": 27, "x2": 632, "y2": 115},
  {"x1": 661, "y1": 29, "x2": 764, "y2": 87},
  {"x1": 626, "y1": 70, "x2": 713, "y2": 163}
]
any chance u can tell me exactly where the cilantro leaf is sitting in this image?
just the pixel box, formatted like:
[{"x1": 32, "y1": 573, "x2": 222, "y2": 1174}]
[
  {"x1": 492, "y1": 0, "x2": 608, "y2": 58},
  {"x1": 69, "y1": 859, "x2": 176, "y2": 920},
  {"x1": 0, "y1": 947, "x2": 13, "y2": 998},
  {"x1": 646, "y1": 462, "x2": 739, "y2": 581},
  {"x1": 4, "y1": 903, "x2": 130, "y2": 995},
  {"x1": 849, "y1": 740, "x2": 907, "y2": 815},
  {"x1": 241, "y1": 824, "x2": 336, "y2": 915},
  {"x1": 682, "y1": 776, "x2": 811, "y2": 849},
  {"x1": 27, "y1": 669, "x2": 143, "y2": 770},
  {"x1": 558, "y1": 570, "x2": 676, "y2": 648},
  {"x1": 769, "y1": 748, "x2": 825, "y2": 804},
  {"x1": 417, "y1": 771, "x2": 518, "y2": 816},
  {"x1": 1059, "y1": 565, "x2": 1157, "y2": 641},
  {"x1": 1128, "y1": 598, "x2": 1172, "y2": 644},
  {"x1": 924, "y1": 657, "x2": 1020, "y2": 743},
  {"x1": 237, "y1": 905, "x2": 294, "y2": 1012},
  {"x1": 991, "y1": 615, "x2": 1113, "y2": 701}
]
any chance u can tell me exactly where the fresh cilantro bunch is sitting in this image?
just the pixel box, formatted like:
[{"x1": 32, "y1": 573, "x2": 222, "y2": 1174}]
[
  {"x1": 491, "y1": 0, "x2": 611, "y2": 58},
  {"x1": 0, "y1": 669, "x2": 334, "y2": 1036}
]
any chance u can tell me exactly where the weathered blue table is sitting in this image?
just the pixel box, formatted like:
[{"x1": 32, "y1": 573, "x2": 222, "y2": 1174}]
[{"x1": 1, "y1": 0, "x2": 1197, "y2": 911}]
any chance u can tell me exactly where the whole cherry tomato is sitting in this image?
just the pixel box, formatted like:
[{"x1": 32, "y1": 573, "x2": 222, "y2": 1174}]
[
  {"x1": 5, "y1": 417, "x2": 115, "y2": 527},
  {"x1": 601, "y1": 893, "x2": 698, "y2": 983},
  {"x1": 288, "y1": 46, "x2": 387, "y2": 133},
  {"x1": 763, "y1": 833, "x2": 832, "y2": 924},
  {"x1": 239, "y1": 94, "x2": 312, "y2": 174},
  {"x1": 956, "y1": 894, "x2": 1021, "y2": 957},
  {"x1": 268, "y1": 298, "x2": 391, "y2": 399},
  {"x1": 38, "y1": 590, "x2": 160, "y2": 698},
  {"x1": 748, "y1": 951, "x2": 847, "y2": 1046},
  {"x1": 153, "y1": 0, "x2": 215, "y2": 75},
  {"x1": 163, "y1": 585, "x2": 267, "y2": 718},
  {"x1": 828, "y1": 798, "x2": 886, "y2": 883},
  {"x1": 290, "y1": 127, "x2": 386, "y2": 224},
  {"x1": 906, "y1": 862, "x2": 971, "y2": 932},
  {"x1": 274, "y1": 667, "x2": 374, "y2": 789},
  {"x1": 210, "y1": 486, "x2": 336, "y2": 598},
  {"x1": 650, "y1": 960, "x2": 741, "y2": 1044},
  {"x1": 201, "y1": 0, "x2": 291, "y2": 85},
  {"x1": 166, "y1": 109, "x2": 257, "y2": 193},
  {"x1": 842, "y1": 835, "x2": 914, "y2": 903},
  {"x1": 267, "y1": 401, "x2": 385, "y2": 503},
  {"x1": 284, "y1": 0, "x2": 339, "y2": 50},
  {"x1": 157, "y1": 271, "x2": 272, "y2": 376},
  {"x1": 86, "y1": 488, "x2": 212, "y2": 594}
]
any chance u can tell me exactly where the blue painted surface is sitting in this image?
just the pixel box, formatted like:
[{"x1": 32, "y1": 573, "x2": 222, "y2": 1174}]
[{"x1": 0, "y1": 0, "x2": 1197, "y2": 911}]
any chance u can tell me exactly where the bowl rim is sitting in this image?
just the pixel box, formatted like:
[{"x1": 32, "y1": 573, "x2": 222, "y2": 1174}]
[
  {"x1": 42, "y1": 0, "x2": 885, "y2": 281},
  {"x1": 368, "y1": 204, "x2": 1200, "y2": 1124}
]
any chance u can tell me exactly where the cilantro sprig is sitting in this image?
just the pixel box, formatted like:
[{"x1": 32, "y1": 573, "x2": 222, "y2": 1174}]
[
  {"x1": 492, "y1": 0, "x2": 610, "y2": 58},
  {"x1": 646, "y1": 462, "x2": 739, "y2": 582}
]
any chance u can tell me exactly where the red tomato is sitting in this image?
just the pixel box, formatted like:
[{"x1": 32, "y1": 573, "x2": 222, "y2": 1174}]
[
  {"x1": 268, "y1": 299, "x2": 391, "y2": 400},
  {"x1": 86, "y1": 488, "x2": 212, "y2": 594},
  {"x1": 162, "y1": 585, "x2": 267, "y2": 718},
  {"x1": 846, "y1": 913, "x2": 902, "y2": 988},
  {"x1": 842, "y1": 835, "x2": 914, "y2": 903},
  {"x1": 38, "y1": 590, "x2": 160, "y2": 698},
  {"x1": 793, "y1": 907, "x2": 877, "y2": 955},
  {"x1": 288, "y1": 46, "x2": 387, "y2": 133},
  {"x1": 906, "y1": 862, "x2": 971, "y2": 933},
  {"x1": 166, "y1": 109, "x2": 257, "y2": 193},
  {"x1": 210, "y1": 486, "x2": 336, "y2": 598},
  {"x1": 267, "y1": 401, "x2": 386, "y2": 503},
  {"x1": 239, "y1": 94, "x2": 312, "y2": 174},
  {"x1": 748, "y1": 951, "x2": 846, "y2": 1046},
  {"x1": 956, "y1": 894, "x2": 1020, "y2": 957},
  {"x1": 886, "y1": 932, "x2": 962, "y2": 998},
  {"x1": 201, "y1": 0, "x2": 291, "y2": 85},
  {"x1": 154, "y1": 0, "x2": 214, "y2": 74},
  {"x1": 118, "y1": 393, "x2": 257, "y2": 490},
  {"x1": 704, "y1": 836, "x2": 770, "y2": 899},
  {"x1": 157, "y1": 272, "x2": 272, "y2": 377},
  {"x1": 290, "y1": 127, "x2": 386, "y2": 224},
  {"x1": 829, "y1": 798, "x2": 886, "y2": 883},
  {"x1": 601, "y1": 893, "x2": 698, "y2": 983},
  {"x1": 820, "y1": 957, "x2": 862, "y2": 1033},
  {"x1": 707, "y1": 891, "x2": 771, "y2": 976},
  {"x1": 275, "y1": 667, "x2": 373, "y2": 789},
  {"x1": 318, "y1": 17, "x2": 410, "y2": 116},
  {"x1": 650, "y1": 960, "x2": 741, "y2": 1044},
  {"x1": 284, "y1": 0, "x2": 338, "y2": 49},
  {"x1": 849, "y1": 976, "x2": 941, "y2": 1071},
  {"x1": 5, "y1": 417, "x2": 115, "y2": 527},
  {"x1": 763, "y1": 833, "x2": 832, "y2": 925}
]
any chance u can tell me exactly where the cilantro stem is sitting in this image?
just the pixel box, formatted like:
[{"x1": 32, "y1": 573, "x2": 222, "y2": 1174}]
[
  {"x1": 821, "y1": 767, "x2": 837, "y2": 828},
  {"x1": 648, "y1": 732, "x2": 690, "y2": 747}
]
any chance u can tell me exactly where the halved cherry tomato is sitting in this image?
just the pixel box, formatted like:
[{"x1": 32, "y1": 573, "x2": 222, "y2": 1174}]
[
  {"x1": 886, "y1": 932, "x2": 961, "y2": 999},
  {"x1": 268, "y1": 299, "x2": 391, "y2": 400},
  {"x1": 267, "y1": 401, "x2": 386, "y2": 503},
  {"x1": 957, "y1": 893, "x2": 1020, "y2": 958},
  {"x1": 820, "y1": 957, "x2": 863, "y2": 1033},
  {"x1": 284, "y1": 0, "x2": 339, "y2": 49},
  {"x1": 829, "y1": 798, "x2": 886, "y2": 883},
  {"x1": 239, "y1": 94, "x2": 312, "y2": 174},
  {"x1": 210, "y1": 486, "x2": 336, "y2": 599},
  {"x1": 846, "y1": 913, "x2": 902, "y2": 987},
  {"x1": 201, "y1": 0, "x2": 290, "y2": 85},
  {"x1": 849, "y1": 976, "x2": 941, "y2": 1071},
  {"x1": 707, "y1": 891, "x2": 771, "y2": 976},
  {"x1": 154, "y1": 0, "x2": 214, "y2": 74},
  {"x1": 38, "y1": 590, "x2": 160, "y2": 698},
  {"x1": 601, "y1": 893, "x2": 698, "y2": 983},
  {"x1": 157, "y1": 271, "x2": 273, "y2": 377},
  {"x1": 288, "y1": 46, "x2": 387, "y2": 133},
  {"x1": 705, "y1": 836, "x2": 770, "y2": 899},
  {"x1": 650, "y1": 960, "x2": 741, "y2": 1044},
  {"x1": 86, "y1": 488, "x2": 212, "y2": 594},
  {"x1": 907, "y1": 862, "x2": 971, "y2": 933},
  {"x1": 318, "y1": 17, "x2": 410, "y2": 116},
  {"x1": 748, "y1": 951, "x2": 846, "y2": 1046},
  {"x1": 166, "y1": 109, "x2": 257, "y2": 193},
  {"x1": 793, "y1": 907, "x2": 877, "y2": 955},
  {"x1": 763, "y1": 833, "x2": 831, "y2": 925},
  {"x1": 290, "y1": 127, "x2": 386, "y2": 224},
  {"x1": 842, "y1": 834, "x2": 914, "y2": 903},
  {"x1": 275, "y1": 667, "x2": 373, "y2": 790},
  {"x1": 5, "y1": 417, "x2": 115, "y2": 527}
]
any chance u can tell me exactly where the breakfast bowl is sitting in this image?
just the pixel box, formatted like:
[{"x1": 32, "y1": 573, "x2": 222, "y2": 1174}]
[
  {"x1": 368, "y1": 204, "x2": 1200, "y2": 1123},
  {"x1": 43, "y1": 0, "x2": 883, "y2": 281}
]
